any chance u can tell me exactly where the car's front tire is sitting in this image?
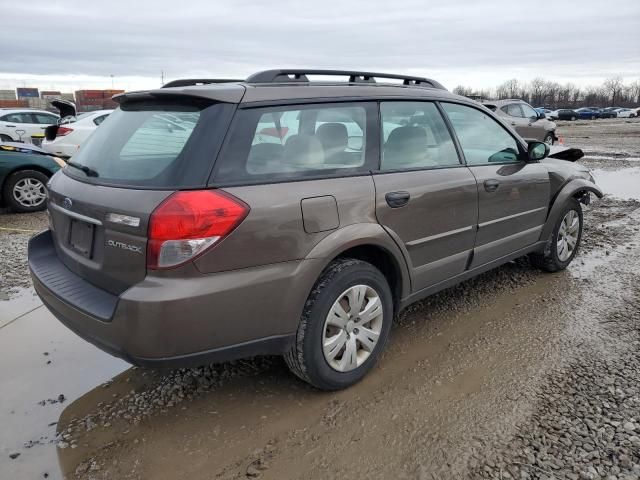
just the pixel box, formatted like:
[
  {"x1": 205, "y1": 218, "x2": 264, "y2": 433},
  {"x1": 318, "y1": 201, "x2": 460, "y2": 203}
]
[
  {"x1": 543, "y1": 132, "x2": 554, "y2": 145},
  {"x1": 284, "y1": 258, "x2": 393, "y2": 390},
  {"x1": 571, "y1": 116, "x2": 577, "y2": 121},
  {"x1": 531, "y1": 198, "x2": 583, "y2": 273},
  {"x1": 2, "y1": 169, "x2": 49, "y2": 213},
  {"x1": 0, "y1": 134, "x2": 13, "y2": 142}
]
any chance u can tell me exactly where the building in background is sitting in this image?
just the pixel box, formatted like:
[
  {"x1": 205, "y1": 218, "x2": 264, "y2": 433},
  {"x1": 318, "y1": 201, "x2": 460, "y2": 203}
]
[
  {"x1": 75, "y1": 89, "x2": 124, "y2": 112},
  {"x1": 16, "y1": 87, "x2": 39, "y2": 99},
  {"x1": 41, "y1": 90, "x2": 62, "y2": 100},
  {"x1": 0, "y1": 90, "x2": 16, "y2": 100}
]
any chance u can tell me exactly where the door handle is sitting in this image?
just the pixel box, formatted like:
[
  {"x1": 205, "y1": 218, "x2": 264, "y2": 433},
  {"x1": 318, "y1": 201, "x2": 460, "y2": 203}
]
[
  {"x1": 6, "y1": 124, "x2": 16, "y2": 127},
  {"x1": 385, "y1": 191, "x2": 410, "y2": 208},
  {"x1": 510, "y1": 122, "x2": 516, "y2": 126},
  {"x1": 484, "y1": 179, "x2": 500, "y2": 192}
]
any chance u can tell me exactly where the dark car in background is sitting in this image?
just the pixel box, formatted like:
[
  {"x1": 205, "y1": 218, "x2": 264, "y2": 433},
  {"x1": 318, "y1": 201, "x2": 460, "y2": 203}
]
[
  {"x1": 600, "y1": 107, "x2": 619, "y2": 118},
  {"x1": 0, "y1": 143, "x2": 64, "y2": 212},
  {"x1": 549, "y1": 109, "x2": 578, "y2": 121},
  {"x1": 575, "y1": 108, "x2": 601, "y2": 120}
]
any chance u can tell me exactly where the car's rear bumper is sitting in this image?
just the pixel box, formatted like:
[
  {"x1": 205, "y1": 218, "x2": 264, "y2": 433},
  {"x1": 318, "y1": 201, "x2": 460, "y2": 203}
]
[{"x1": 29, "y1": 230, "x2": 312, "y2": 368}]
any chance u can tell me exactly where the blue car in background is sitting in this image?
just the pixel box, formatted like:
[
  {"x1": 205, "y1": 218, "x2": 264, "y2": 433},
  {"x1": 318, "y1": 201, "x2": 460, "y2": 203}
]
[{"x1": 575, "y1": 108, "x2": 602, "y2": 120}]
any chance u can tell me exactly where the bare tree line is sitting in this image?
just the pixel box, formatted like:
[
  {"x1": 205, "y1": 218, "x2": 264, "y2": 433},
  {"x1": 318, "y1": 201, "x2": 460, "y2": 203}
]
[{"x1": 452, "y1": 76, "x2": 640, "y2": 109}]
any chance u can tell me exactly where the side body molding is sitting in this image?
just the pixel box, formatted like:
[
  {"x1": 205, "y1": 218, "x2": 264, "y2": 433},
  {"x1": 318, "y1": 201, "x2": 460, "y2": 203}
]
[{"x1": 540, "y1": 179, "x2": 604, "y2": 241}]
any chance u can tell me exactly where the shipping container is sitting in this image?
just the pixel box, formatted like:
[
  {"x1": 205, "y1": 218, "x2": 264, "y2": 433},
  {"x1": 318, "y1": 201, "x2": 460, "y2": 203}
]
[
  {"x1": 40, "y1": 90, "x2": 61, "y2": 99},
  {"x1": 0, "y1": 90, "x2": 16, "y2": 100},
  {"x1": 27, "y1": 98, "x2": 48, "y2": 109},
  {"x1": 75, "y1": 90, "x2": 105, "y2": 100},
  {"x1": 0, "y1": 99, "x2": 29, "y2": 108},
  {"x1": 16, "y1": 87, "x2": 39, "y2": 98},
  {"x1": 60, "y1": 93, "x2": 75, "y2": 102}
]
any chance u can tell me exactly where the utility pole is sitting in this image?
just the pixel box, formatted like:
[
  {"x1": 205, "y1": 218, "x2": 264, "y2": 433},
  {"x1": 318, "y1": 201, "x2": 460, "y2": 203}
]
[
  {"x1": 110, "y1": 74, "x2": 114, "y2": 89},
  {"x1": 161, "y1": 70, "x2": 165, "y2": 87}
]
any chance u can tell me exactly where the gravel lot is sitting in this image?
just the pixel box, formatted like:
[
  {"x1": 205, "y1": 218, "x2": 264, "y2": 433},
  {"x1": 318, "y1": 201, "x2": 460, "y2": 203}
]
[
  {"x1": 0, "y1": 211, "x2": 47, "y2": 298},
  {"x1": 1, "y1": 118, "x2": 639, "y2": 480}
]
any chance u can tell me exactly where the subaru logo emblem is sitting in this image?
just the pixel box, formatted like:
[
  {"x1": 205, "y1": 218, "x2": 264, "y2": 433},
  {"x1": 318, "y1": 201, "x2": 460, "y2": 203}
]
[{"x1": 63, "y1": 197, "x2": 73, "y2": 209}]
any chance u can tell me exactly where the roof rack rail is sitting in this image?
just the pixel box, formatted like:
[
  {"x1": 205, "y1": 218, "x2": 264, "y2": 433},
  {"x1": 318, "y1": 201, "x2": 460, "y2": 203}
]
[
  {"x1": 245, "y1": 69, "x2": 446, "y2": 90},
  {"x1": 162, "y1": 78, "x2": 243, "y2": 88}
]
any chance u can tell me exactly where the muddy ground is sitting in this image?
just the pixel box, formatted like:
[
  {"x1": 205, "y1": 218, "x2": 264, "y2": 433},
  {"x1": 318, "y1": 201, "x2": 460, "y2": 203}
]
[{"x1": 1, "y1": 118, "x2": 639, "y2": 480}]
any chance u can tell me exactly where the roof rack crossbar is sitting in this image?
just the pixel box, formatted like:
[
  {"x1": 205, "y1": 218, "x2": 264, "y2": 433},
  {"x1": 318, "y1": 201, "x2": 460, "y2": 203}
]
[
  {"x1": 162, "y1": 78, "x2": 243, "y2": 88},
  {"x1": 245, "y1": 69, "x2": 446, "y2": 90}
]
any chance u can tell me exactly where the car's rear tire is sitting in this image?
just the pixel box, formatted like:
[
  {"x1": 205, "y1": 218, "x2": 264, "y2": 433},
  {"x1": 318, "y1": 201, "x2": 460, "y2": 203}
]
[
  {"x1": 543, "y1": 132, "x2": 554, "y2": 145},
  {"x1": 571, "y1": 116, "x2": 577, "y2": 121},
  {"x1": 2, "y1": 169, "x2": 49, "y2": 213},
  {"x1": 591, "y1": 115, "x2": 596, "y2": 120},
  {"x1": 0, "y1": 134, "x2": 13, "y2": 142},
  {"x1": 284, "y1": 258, "x2": 393, "y2": 390},
  {"x1": 530, "y1": 198, "x2": 583, "y2": 273}
]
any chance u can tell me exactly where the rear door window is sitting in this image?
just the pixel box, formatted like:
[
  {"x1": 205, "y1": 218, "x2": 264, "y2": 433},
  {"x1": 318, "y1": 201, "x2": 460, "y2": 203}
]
[
  {"x1": 63, "y1": 100, "x2": 235, "y2": 188},
  {"x1": 502, "y1": 104, "x2": 524, "y2": 117},
  {"x1": 33, "y1": 113, "x2": 59, "y2": 124},
  {"x1": 213, "y1": 102, "x2": 375, "y2": 184}
]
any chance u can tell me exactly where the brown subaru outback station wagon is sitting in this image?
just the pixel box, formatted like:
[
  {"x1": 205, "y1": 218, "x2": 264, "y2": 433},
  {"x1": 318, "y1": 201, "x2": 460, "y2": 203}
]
[{"x1": 28, "y1": 70, "x2": 602, "y2": 390}]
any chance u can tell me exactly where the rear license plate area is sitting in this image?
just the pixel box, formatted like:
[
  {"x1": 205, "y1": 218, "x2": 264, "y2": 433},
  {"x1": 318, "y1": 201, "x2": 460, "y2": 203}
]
[{"x1": 68, "y1": 219, "x2": 94, "y2": 257}]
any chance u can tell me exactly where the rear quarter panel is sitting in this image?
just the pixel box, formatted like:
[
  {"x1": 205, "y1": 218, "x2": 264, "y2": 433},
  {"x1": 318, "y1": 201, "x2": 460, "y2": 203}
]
[{"x1": 194, "y1": 175, "x2": 377, "y2": 273}]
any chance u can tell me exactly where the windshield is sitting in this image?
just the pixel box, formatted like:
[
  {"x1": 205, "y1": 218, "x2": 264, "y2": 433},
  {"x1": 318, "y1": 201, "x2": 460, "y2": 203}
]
[{"x1": 64, "y1": 100, "x2": 231, "y2": 188}]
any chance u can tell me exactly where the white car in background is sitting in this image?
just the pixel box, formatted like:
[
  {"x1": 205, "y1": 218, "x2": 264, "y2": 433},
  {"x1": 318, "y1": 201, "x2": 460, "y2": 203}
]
[
  {"x1": 614, "y1": 108, "x2": 637, "y2": 118},
  {"x1": 42, "y1": 109, "x2": 112, "y2": 158},
  {"x1": 0, "y1": 109, "x2": 59, "y2": 143}
]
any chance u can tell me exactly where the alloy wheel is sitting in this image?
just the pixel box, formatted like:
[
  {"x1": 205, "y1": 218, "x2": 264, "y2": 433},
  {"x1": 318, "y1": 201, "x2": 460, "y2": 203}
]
[
  {"x1": 322, "y1": 284, "x2": 384, "y2": 372},
  {"x1": 557, "y1": 210, "x2": 580, "y2": 262}
]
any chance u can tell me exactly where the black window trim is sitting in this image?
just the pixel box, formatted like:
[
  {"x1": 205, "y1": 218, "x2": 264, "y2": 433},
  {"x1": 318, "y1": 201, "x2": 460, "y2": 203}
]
[
  {"x1": 208, "y1": 100, "x2": 379, "y2": 187},
  {"x1": 438, "y1": 100, "x2": 529, "y2": 167}
]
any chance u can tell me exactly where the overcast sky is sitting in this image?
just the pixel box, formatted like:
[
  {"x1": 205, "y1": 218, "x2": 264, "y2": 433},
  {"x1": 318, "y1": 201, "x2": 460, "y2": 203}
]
[{"x1": 1, "y1": 0, "x2": 638, "y2": 93}]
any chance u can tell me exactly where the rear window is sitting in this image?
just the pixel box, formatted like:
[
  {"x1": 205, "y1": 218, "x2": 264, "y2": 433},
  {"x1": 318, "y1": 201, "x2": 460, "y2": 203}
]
[
  {"x1": 64, "y1": 100, "x2": 234, "y2": 188},
  {"x1": 213, "y1": 102, "x2": 375, "y2": 184}
]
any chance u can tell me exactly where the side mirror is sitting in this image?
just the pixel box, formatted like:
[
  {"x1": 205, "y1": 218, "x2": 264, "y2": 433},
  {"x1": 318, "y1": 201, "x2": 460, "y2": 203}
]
[
  {"x1": 537, "y1": 111, "x2": 546, "y2": 120},
  {"x1": 528, "y1": 141, "x2": 549, "y2": 161}
]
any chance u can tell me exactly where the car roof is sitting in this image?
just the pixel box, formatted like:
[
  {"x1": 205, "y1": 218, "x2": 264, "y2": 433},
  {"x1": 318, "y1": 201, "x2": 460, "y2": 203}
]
[
  {"x1": 0, "y1": 108, "x2": 59, "y2": 115},
  {"x1": 483, "y1": 99, "x2": 527, "y2": 106},
  {"x1": 114, "y1": 69, "x2": 470, "y2": 106}
]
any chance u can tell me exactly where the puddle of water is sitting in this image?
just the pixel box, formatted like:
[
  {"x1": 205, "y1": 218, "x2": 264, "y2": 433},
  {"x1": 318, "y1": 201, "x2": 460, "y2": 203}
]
[
  {"x1": 0, "y1": 303, "x2": 128, "y2": 479},
  {"x1": 0, "y1": 287, "x2": 42, "y2": 328},
  {"x1": 592, "y1": 167, "x2": 640, "y2": 200}
]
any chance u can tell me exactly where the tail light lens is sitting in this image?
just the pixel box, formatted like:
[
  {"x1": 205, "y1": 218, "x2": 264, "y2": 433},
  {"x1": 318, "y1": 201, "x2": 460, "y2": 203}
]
[
  {"x1": 147, "y1": 190, "x2": 249, "y2": 270},
  {"x1": 56, "y1": 126, "x2": 74, "y2": 137}
]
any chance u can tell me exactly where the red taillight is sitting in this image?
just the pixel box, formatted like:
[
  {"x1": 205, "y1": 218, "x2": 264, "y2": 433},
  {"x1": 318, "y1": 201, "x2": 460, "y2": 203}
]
[
  {"x1": 147, "y1": 190, "x2": 249, "y2": 269},
  {"x1": 56, "y1": 126, "x2": 74, "y2": 137}
]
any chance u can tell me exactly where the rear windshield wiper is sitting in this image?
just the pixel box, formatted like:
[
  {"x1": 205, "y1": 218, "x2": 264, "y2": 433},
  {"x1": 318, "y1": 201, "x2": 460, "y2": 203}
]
[{"x1": 65, "y1": 161, "x2": 99, "y2": 177}]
